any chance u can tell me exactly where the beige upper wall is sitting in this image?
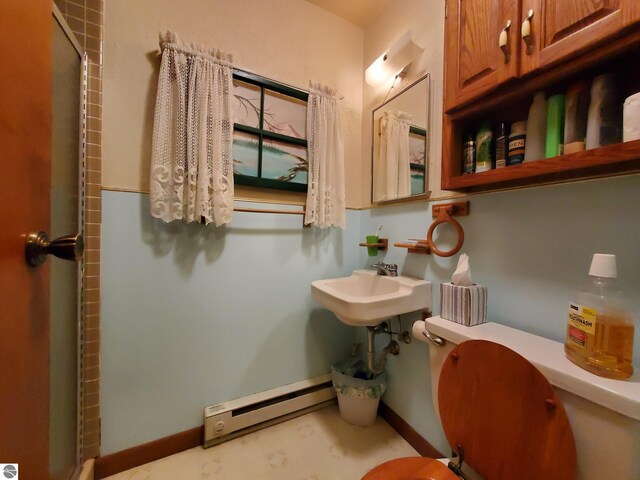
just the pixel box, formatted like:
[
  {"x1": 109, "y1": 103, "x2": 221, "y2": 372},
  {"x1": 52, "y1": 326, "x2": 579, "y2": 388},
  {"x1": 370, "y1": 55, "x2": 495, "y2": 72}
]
[
  {"x1": 361, "y1": 0, "x2": 457, "y2": 207},
  {"x1": 306, "y1": 0, "x2": 390, "y2": 28},
  {"x1": 102, "y1": 0, "x2": 364, "y2": 207}
]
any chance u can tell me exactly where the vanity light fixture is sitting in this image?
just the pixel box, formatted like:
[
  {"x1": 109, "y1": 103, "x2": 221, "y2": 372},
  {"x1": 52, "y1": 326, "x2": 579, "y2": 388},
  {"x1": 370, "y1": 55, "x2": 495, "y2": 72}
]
[{"x1": 365, "y1": 30, "x2": 424, "y2": 87}]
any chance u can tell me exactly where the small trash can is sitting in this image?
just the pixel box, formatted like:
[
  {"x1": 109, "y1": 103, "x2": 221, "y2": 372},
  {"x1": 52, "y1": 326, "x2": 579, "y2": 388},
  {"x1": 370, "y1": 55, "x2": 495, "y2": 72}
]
[{"x1": 331, "y1": 360, "x2": 387, "y2": 427}]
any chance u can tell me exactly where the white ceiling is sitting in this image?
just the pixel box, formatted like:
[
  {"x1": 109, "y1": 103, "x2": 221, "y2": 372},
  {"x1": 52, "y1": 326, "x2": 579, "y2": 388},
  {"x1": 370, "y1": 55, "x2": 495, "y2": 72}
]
[{"x1": 306, "y1": 0, "x2": 391, "y2": 28}]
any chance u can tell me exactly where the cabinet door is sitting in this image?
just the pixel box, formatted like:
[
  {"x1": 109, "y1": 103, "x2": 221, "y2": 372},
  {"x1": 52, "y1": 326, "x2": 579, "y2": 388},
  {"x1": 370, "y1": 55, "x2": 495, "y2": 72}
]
[
  {"x1": 520, "y1": 0, "x2": 640, "y2": 74},
  {"x1": 444, "y1": 0, "x2": 520, "y2": 111}
]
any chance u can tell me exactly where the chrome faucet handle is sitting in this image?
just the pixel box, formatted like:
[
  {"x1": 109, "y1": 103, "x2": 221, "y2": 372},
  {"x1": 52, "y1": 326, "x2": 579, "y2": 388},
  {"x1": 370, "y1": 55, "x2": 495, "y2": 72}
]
[
  {"x1": 369, "y1": 262, "x2": 387, "y2": 276},
  {"x1": 386, "y1": 263, "x2": 398, "y2": 277},
  {"x1": 370, "y1": 262, "x2": 398, "y2": 277}
]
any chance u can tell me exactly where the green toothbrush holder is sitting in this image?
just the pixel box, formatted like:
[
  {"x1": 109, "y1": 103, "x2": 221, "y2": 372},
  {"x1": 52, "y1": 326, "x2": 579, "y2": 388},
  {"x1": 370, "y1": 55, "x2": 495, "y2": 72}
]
[{"x1": 366, "y1": 235, "x2": 379, "y2": 257}]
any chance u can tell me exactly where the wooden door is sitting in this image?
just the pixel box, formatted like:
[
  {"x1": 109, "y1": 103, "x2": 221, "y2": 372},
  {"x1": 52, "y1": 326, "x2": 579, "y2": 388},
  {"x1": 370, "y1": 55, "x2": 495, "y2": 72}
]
[
  {"x1": 444, "y1": 0, "x2": 521, "y2": 111},
  {"x1": 520, "y1": 0, "x2": 640, "y2": 74},
  {"x1": 0, "y1": 1, "x2": 52, "y2": 478}
]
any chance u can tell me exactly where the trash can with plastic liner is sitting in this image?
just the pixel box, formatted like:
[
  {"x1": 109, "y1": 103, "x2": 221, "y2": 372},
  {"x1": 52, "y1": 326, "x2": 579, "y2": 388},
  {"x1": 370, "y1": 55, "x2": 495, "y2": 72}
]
[{"x1": 331, "y1": 358, "x2": 387, "y2": 427}]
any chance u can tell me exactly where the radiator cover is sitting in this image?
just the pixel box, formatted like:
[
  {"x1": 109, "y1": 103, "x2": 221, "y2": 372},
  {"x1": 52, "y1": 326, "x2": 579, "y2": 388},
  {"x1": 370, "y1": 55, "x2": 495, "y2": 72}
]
[{"x1": 204, "y1": 374, "x2": 336, "y2": 448}]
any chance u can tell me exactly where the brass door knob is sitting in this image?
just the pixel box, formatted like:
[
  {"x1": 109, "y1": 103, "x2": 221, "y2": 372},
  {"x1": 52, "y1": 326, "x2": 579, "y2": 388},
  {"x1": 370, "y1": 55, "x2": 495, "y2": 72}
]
[{"x1": 25, "y1": 231, "x2": 84, "y2": 266}]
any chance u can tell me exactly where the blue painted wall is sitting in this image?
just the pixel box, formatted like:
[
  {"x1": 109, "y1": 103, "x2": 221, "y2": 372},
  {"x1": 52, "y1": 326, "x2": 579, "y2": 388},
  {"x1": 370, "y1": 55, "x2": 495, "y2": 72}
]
[
  {"x1": 100, "y1": 191, "x2": 364, "y2": 454},
  {"x1": 101, "y1": 176, "x2": 640, "y2": 455},
  {"x1": 358, "y1": 174, "x2": 640, "y2": 454}
]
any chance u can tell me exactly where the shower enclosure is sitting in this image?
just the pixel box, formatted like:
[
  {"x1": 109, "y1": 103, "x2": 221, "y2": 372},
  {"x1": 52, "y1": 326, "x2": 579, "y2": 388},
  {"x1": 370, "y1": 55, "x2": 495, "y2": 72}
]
[{"x1": 50, "y1": 6, "x2": 86, "y2": 480}]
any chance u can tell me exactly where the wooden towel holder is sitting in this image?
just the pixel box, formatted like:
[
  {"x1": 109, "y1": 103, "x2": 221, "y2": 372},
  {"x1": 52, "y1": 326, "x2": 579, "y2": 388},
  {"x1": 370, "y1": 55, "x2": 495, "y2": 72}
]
[{"x1": 394, "y1": 201, "x2": 469, "y2": 257}]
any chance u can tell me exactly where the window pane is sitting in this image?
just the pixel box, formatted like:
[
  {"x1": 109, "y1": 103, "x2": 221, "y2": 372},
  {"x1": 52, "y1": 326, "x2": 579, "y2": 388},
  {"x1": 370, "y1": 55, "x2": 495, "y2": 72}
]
[
  {"x1": 411, "y1": 168, "x2": 425, "y2": 195},
  {"x1": 233, "y1": 131, "x2": 260, "y2": 177},
  {"x1": 232, "y1": 80, "x2": 261, "y2": 128},
  {"x1": 262, "y1": 138, "x2": 307, "y2": 184},
  {"x1": 263, "y1": 89, "x2": 306, "y2": 139}
]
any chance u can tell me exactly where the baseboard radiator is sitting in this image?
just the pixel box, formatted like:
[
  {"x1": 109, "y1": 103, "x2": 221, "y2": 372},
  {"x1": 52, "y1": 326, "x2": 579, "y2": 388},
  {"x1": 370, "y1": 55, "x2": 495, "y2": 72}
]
[{"x1": 204, "y1": 374, "x2": 336, "y2": 448}]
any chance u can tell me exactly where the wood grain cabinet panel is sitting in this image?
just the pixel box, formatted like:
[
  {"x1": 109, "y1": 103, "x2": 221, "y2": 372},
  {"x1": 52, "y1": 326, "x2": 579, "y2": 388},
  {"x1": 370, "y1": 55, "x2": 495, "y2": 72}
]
[
  {"x1": 444, "y1": 0, "x2": 520, "y2": 111},
  {"x1": 441, "y1": 0, "x2": 640, "y2": 192},
  {"x1": 520, "y1": 0, "x2": 640, "y2": 74}
]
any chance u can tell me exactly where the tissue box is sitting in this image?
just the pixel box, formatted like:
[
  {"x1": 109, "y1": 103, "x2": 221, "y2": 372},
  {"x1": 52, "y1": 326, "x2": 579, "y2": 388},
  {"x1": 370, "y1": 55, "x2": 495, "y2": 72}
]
[{"x1": 440, "y1": 283, "x2": 488, "y2": 326}]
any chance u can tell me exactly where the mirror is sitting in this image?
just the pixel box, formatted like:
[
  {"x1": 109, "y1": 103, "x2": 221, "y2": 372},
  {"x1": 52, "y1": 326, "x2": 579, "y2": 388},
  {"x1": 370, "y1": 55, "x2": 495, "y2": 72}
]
[{"x1": 372, "y1": 74, "x2": 430, "y2": 203}]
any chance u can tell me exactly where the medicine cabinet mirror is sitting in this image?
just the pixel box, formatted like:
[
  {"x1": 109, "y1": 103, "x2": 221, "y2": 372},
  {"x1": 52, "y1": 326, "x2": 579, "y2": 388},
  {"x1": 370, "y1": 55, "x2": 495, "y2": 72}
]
[{"x1": 372, "y1": 74, "x2": 430, "y2": 204}]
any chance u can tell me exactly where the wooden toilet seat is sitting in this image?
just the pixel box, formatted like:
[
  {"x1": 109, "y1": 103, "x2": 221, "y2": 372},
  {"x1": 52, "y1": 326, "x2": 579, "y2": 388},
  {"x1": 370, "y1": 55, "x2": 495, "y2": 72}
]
[
  {"x1": 363, "y1": 340, "x2": 577, "y2": 480},
  {"x1": 362, "y1": 457, "x2": 458, "y2": 480}
]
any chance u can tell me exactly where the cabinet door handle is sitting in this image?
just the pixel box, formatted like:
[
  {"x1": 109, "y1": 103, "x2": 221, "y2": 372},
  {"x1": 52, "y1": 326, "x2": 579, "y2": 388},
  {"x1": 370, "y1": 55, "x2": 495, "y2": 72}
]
[
  {"x1": 521, "y1": 9, "x2": 534, "y2": 55},
  {"x1": 498, "y1": 20, "x2": 511, "y2": 64}
]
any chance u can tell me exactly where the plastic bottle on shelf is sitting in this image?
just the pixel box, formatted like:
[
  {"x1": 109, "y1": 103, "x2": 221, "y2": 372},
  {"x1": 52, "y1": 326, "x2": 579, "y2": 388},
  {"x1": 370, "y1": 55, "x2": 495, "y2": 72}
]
[
  {"x1": 586, "y1": 74, "x2": 623, "y2": 150},
  {"x1": 475, "y1": 122, "x2": 493, "y2": 173},
  {"x1": 495, "y1": 123, "x2": 508, "y2": 169},
  {"x1": 623, "y1": 92, "x2": 640, "y2": 142},
  {"x1": 563, "y1": 81, "x2": 590, "y2": 154},
  {"x1": 462, "y1": 134, "x2": 475, "y2": 175},
  {"x1": 507, "y1": 121, "x2": 526, "y2": 166},
  {"x1": 524, "y1": 92, "x2": 547, "y2": 162},
  {"x1": 565, "y1": 253, "x2": 635, "y2": 380},
  {"x1": 546, "y1": 94, "x2": 565, "y2": 158}
]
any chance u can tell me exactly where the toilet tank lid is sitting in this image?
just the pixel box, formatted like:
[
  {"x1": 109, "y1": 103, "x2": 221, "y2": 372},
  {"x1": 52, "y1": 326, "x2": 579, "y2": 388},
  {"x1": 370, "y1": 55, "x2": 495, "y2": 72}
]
[{"x1": 421, "y1": 316, "x2": 640, "y2": 421}]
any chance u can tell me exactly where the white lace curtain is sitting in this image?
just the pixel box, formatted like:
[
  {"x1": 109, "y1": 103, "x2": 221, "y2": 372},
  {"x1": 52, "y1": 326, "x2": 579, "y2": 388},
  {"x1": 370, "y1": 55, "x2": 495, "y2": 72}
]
[
  {"x1": 376, "y1": 111, "x2": 412, "y2": 201},
  {"x1": 304, "y1": 82, "x2": 345, "y2": 228},
  {"x1": 150, "y1": 31, "x2": 234, "y2": 226}
]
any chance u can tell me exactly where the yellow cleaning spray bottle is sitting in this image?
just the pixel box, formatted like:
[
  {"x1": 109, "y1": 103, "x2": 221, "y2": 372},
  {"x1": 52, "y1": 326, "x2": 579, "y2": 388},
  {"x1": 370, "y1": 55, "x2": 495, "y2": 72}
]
[{"x1": 565, "y1": 254, "x2": 635, "y2": 379}]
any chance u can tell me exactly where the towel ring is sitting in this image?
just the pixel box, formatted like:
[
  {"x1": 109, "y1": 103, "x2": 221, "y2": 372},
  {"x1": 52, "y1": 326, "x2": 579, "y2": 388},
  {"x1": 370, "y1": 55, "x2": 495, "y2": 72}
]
[{"x1": 426, "y1": 207, "x2": 464, "y2": 257}]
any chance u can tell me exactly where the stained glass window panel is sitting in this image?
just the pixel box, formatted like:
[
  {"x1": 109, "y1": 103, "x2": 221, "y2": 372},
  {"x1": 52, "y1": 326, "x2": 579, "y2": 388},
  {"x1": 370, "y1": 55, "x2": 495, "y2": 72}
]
[
  {"x1": 261, "y1": 138, "x2": 308, "y2": 185},
  {"x1": 232, "y1": 131, "x2": 260, "y2": 177},
  {"x1": 263, "y1": 89, "x2": 306, "y2": 139},
  {"x1": 232, "y1": 80, "x2": 261, "y2": 128}
]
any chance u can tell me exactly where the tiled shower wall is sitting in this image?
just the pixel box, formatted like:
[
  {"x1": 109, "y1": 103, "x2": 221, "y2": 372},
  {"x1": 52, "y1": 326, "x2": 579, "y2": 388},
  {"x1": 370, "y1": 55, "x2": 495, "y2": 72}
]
[{"x1": 54, "y1": 0, "x2": 103, "y2": 460}]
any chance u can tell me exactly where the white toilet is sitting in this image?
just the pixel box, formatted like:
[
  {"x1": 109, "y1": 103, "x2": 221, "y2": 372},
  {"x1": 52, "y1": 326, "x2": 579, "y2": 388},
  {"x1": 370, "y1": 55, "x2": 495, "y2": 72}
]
[{"x1": 364, "y1": 316, "x2": 640, "y2": 480}]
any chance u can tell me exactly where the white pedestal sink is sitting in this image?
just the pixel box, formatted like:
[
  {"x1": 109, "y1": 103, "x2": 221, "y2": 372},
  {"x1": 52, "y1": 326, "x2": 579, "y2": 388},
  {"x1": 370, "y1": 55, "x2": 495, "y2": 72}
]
[{"x1": 311, "y1": 270, "x2": 432, "y2": 326}]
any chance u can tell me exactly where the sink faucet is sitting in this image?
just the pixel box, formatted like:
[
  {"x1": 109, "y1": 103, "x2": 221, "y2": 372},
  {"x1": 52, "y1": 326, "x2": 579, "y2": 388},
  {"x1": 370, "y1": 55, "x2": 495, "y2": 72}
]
[{"x1": 370, "y1": 262, "x2": 398, "y2": 277}]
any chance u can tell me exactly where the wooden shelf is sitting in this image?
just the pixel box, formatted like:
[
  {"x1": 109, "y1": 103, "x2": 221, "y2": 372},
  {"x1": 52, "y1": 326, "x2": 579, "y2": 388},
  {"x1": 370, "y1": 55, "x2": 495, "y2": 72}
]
[
  {"x1": 359, "y1": 238, "x2": 388, "y2": 251},
  {"x1": 394, "y1": 240, "x2": 431, "y2": 255},
  {"x1": 443, "y1": 140, "x2": 640, "y2": 193}
]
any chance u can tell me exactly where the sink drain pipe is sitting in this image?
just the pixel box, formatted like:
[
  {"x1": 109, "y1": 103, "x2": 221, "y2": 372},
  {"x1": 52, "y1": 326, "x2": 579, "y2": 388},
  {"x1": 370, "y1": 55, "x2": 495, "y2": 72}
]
[{"x1": 366, "y1": 322, "x2": 400, "y2": 374}]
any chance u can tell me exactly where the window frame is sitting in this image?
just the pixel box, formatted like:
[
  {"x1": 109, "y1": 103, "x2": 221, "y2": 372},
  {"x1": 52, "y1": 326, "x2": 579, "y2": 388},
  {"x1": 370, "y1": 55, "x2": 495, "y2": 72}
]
[{"x1": 232, "y1": 69, "x2": 309, "y2": 192}]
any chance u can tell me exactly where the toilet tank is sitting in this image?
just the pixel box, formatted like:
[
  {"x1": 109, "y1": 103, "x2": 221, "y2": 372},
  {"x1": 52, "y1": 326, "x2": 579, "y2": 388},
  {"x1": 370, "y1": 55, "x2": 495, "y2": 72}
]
[{"x1": 413, "y1": 316, "x2": 640, "y2": 480}]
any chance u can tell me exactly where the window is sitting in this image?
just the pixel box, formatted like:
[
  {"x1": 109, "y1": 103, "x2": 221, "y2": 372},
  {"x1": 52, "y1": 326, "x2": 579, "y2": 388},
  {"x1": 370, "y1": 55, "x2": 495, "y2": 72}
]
[{"x1": 232, "y1": 70, "x2": 308, "y2": 192}]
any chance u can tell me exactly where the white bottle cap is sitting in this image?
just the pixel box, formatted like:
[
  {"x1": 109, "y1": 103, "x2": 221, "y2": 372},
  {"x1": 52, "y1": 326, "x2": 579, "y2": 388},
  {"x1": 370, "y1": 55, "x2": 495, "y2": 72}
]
[{"x1": 589, "y1": 253, "x2": 617, "y2": 278}]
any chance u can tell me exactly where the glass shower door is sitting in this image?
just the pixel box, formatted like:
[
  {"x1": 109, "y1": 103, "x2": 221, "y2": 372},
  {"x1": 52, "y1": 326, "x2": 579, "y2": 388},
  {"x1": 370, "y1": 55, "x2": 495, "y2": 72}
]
[{"x1": 50, "y1": 12, "x2": 83, "y2": 480}]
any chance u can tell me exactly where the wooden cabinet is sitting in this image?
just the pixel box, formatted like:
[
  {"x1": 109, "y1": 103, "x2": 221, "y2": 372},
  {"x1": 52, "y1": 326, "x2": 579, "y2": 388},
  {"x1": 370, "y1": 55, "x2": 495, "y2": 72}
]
[
  {"x1": 441, "y1": 0, "x2": 640, "y2": 193},
  {"x1": 444, "y1": 0, "x2": 640, "y2": 111},
  {"x1": 520, "y1": 0, "x2": 640, "y2": 75},
  {"x1": 444, "y1": 0, "x2": 520, "y2": 111}
]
